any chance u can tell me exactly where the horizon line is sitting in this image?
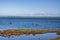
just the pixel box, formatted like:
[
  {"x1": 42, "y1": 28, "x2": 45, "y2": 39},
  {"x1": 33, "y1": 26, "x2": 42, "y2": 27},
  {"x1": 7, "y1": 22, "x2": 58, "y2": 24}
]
[{"x1": 0, "y1": 16, "x2": 60, "y2": 18}]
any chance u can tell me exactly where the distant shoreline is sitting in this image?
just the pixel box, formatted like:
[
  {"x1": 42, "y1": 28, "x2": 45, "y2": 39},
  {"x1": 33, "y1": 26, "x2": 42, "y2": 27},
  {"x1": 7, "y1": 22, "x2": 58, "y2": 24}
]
[{"x1": 0, "y1": 16, "x2": 60, "y2": 18}]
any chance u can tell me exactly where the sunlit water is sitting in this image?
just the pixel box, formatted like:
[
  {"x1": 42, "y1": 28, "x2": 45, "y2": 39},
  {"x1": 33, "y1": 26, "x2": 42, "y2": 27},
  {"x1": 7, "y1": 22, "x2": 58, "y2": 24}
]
[{"x1": 0, "y1": 17, "x2": 60, "y2": 40}]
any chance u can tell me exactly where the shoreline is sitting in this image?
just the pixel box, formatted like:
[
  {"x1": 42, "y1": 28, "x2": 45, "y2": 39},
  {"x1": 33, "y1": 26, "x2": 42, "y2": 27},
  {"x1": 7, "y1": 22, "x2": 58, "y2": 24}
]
[
  {"x1": 0, "y1": 29, "x2": 60, "y2": 37},
  {"x1": 0, "y1": 16, "x2": 60, "y2": 18}
]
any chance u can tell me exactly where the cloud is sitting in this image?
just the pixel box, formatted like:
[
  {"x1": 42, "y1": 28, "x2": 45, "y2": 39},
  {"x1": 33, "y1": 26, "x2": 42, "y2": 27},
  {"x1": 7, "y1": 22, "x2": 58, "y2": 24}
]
[{"x1": 0, "y1": 8, "x2": 59, "y2": 17}]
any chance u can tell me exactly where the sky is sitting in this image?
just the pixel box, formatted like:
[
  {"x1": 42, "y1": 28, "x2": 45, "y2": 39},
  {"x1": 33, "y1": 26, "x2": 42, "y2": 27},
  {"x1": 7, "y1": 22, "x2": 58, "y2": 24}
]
[{"x1": 0, "y1": 0, "x2": 60, "y2": 17}]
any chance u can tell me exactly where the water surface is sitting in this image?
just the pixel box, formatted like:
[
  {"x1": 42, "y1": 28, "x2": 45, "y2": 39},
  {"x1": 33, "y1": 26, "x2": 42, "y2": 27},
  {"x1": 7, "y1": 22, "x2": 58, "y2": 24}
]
[{"x1": 0, "y1": 17, "x2": 60, "y2": 40}]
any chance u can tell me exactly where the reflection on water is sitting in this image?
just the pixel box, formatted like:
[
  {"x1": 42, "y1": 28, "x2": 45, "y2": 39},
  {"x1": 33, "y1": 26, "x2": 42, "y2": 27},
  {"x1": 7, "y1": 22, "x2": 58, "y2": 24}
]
[{"x1": 0, "y1": 33, "x2": 60, "y2": 40}]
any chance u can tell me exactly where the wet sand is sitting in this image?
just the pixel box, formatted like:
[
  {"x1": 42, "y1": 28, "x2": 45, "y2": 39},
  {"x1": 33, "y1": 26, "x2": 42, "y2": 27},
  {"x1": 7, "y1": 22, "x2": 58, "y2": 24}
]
[{"x1": 0, "y1": 29, "x2": 60, "y2": 38}]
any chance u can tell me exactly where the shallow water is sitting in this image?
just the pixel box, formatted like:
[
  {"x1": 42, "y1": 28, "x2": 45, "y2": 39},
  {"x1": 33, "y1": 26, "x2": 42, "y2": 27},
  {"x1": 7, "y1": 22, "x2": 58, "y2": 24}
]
[
  {"x1": 0, "y1": 33, "x2": 59, "y2": 40},
  {"x1": 0, "y1": 17, "x2": 60, "y2": 40}
]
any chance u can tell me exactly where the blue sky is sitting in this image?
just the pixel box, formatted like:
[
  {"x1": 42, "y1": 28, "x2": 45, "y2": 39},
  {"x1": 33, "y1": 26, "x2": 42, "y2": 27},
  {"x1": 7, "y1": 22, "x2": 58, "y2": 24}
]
[{"x1": 0, "y1": 0, "x2": 60, "y2": 17}]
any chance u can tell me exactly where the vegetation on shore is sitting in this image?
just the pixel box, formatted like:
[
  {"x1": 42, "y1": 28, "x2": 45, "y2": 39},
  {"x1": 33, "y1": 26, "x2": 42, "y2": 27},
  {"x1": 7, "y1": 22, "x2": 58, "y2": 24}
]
[{"x1": 0, "y1": 29, "x2": 60, "y2": 38}]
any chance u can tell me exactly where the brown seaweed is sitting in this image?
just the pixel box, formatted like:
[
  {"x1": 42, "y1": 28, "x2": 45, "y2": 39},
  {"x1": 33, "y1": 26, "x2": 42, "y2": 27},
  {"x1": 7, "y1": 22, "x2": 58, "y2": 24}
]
[{"x1": 0, "y1": 29, "x2": 60, "y2": 38}]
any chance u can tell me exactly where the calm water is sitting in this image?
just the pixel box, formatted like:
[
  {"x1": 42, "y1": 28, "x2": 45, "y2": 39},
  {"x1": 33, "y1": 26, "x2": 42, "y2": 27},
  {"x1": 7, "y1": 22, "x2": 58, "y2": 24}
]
[
  {"x1": 0, "y1": 17, "x2": 60, "y2": 40},
  {"x1": 0, "y1": 17, "x2": 60, "y2": 30}
]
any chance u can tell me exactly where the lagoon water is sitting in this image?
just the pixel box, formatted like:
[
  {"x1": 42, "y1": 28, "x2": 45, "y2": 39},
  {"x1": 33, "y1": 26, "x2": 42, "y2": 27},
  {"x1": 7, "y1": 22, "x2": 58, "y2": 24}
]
[{"x1": 0, "y1": 17, "x2": 60, "y2": 40}]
